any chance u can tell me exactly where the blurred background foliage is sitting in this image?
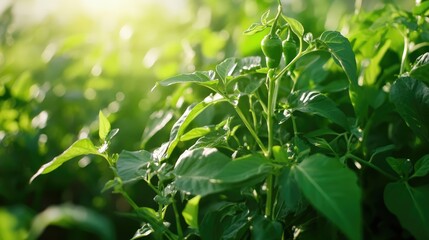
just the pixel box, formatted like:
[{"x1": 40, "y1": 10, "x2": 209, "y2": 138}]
[{"x1": 0, "y1": 0, "x2": 413, "y2": 239}]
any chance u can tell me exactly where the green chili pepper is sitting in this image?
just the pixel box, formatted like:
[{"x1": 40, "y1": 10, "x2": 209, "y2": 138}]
[
  {"x1": 282, "y1": 39, "x2": 297, "y2": 66},
  {"x1": 261, "y1": 34, "x2": 282, "y2": 68}
]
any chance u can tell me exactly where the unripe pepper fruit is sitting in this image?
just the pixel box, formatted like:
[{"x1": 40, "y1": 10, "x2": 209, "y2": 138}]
[
  {"x1": 261, "y1": 34, "x2": 282, "y2": 68},
  {"x1": 282, "y1": 39, "x2": 297, "y2": 66}
]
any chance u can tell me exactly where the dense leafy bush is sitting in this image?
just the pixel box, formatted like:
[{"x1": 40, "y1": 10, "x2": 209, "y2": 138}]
[{"x1": 2, "y1": 0, "x2": 429, "y2": 239}]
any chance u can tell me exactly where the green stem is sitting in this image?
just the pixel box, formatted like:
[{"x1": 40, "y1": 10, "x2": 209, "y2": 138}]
[
  {"x1": 249, "y1": 96, "x2": 259, "y2": 130},
  {"x1": 291, "y1": 115, "x2": 298, "y2": 136},
  {"x1": 267, "y1": 74, "x2": 277, "y2": 158},
  {"x1": 231, "y1": 101, "x2": 268, "y2": 154},
  {"x1": 400, "y1": 33, "x2": 409, "y2": 75},
  {"x1": 172, "y1": 200, "x2": 184, "y2": 239},
  {"x1": 120, "y1": 190, "x2": 139, "y2": 210},
  {"x1": 276, "y1": 48, "x2": 311, "y2": 81},
  {"x1": 347, "y1": 154, "x2": 398, "y2": 180},
  {"x1": 270, "y1": 4, "x2": 282, "y2": 36},
  {"x1": 265, "y1": 174, "x2": 274, "y2": 219},
  {"x1": 264, "y1": 72, "x2": 278, "y2": 219}
]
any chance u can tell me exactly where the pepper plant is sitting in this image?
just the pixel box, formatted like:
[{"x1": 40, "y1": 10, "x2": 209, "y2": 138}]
[{"x1": 30, "y1": 1, "x2": 429, "y2": 239}]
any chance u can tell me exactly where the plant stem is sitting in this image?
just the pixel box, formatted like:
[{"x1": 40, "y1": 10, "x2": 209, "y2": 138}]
[
  {"x1": 120, "y1": 190, "x2": 139, "y2": 210},
  {"x1": 264, "y1": 72, "x2": 278, "y2": 219},
  {"x1": 267, "y1": 74, "x2": 277, "y2": 158},
  {"x1": 400, "y1": 33, "x2": 409, "y2": 75},
  {"x1": 270, "y1": 4, "x2": 282, "y2": 36},
  {"x1": 347, "y1": 154, "x2": 398, "y2": 180},
  {"x1": 172, "y1": 200, "x2": 184, "y2": 239},
  {"x1": 231, "y1": 102, "x2": 268, "y2": 155}
]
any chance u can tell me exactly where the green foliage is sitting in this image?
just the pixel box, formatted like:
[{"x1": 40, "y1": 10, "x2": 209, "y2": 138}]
[
  {"x1": 384, "y1": 183, "x2": 429, "y2": 240},
  {"x1": 2, "y1": 0, "x2": 427, "y2": 239},
  {"x1": 28, "y1": 204, "x2": 115, "y2": 240},
  {"x1": 292, "y1": 154, "x2": 362, "y2": 240}
]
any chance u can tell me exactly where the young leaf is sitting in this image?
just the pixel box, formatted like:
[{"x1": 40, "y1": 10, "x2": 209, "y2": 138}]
[
  {"x1": 412, "y1": 154, "x2": 429, "y2": 179},
  {"x1": 260, "y1": 9, "x2": 270, "y2": 25},
  {"x1": 386, "y1": 157, "x2": 412, "y2": 179},
  {"x1": 157, "y1": 70, "x2": 218, "y2": 91},
  {"x1": 384, "y1": 182, "x2": 429, "y2": 240},
  {"x1": 390, "y1": 77, "x2": 429, "y2": 143},
  {"x1": 283, "y1": 16, "x2": 304, "y2": 38},
  {"x1": 292, "y1": 154, "x2": 362, "y2": 240},
  {"x1": 180, "y1": 126, "x2": 212, "y2": 141},
  {"x1": 141, "y1": 110, "x2": 174, "y2": 147},
  {"x1": 182, "y1": 195, "x2": 201, "y2": 229},
  {"x1": 216, "y1": 58, "x2": 237, "y2": 84},
  {"x1": 318, "y1": 31, "x2": 358, "y2": 85},
  {"x1": 288, "y1": 91, "x2": 349, "y2": 130},
  {"x1": 30, "y1": 139, "x2": 103, "y2": 183},
  {"x1": 163, "y1": 94, "x2": 226, "y2": 159},
  {"x1": 116, "y1": 150, "x2": 153, "y2": 184},
  {"x1": 410, "y1": 52, "x2": 429, "y2": 84},
  {"x1": 174, "y1": 148, "x2": 271, "y2": 196},
  {"x1": 244, "y1": 23, "x2": 267, "y2": 35},
  {"x1": 99, "y1": 111, "x2": 111, "y2": 141}
]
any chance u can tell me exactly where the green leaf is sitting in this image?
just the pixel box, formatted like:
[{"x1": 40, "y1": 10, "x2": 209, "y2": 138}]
[
  {"x1": 199, "y1": 201, "x2": 250, "y2": 240},
  {"x1": 30, "y1": 139, "x2": 103, "y2": 183},
  {"x1": 98, "y1": 111, "x2": 111, "y2": 141},
  {"x1": 390, "y1": 77, "x2": 429, "y2": 143},
  {"x1": 158, "y1": 70, "x2": 218, "y2": 90},
  {"x1": 180, "y1": 126, "x2": 212, "y2": 141},
  {"x1": 244, "y1": 22, "x2": 267, "y2": 35},
  {"x1": 214, "y1": 154, "x2": 272, "y2": 183},
  {"x1": 294, "y1": 51, "x2": 330, "y2": 90},
  {"x1": 174, "y1": 148, "x2": 271, "y2": 196},
  {"x1": 133, "y1": 207, "x2": 170, "y2": 238},
  {"x1": 410, "y1": 52, "x2": 429, "y2": 84},
  {"x1": 277, "y1": 167, "x2": 307, "y2": 216},
  {"x1": 292, "y1": 154, "x2": 362, "y2": 240},
  {"x1": 163, "y1": 94, "x2": 227, "y2": 159},
  {"x1": 363, "y1": 40, "x2": 391, "y2": 86},
  {"x1": 412, "y1": 155, "x2": 429, "y2": 178},
  {"x1": 141, "y1": 110, "x2": 174, "y2": 147},
  {"x1": 251, "y1": 215, "x2": 283, "y2": 240},
  {"x1": 116, "y1": 150, "x2": 153, "y2": 184},
  {"x1": 413, "y1": 2, "x2": 429, "y2": 16},
  {"x1": 283, "y1": 16, "x2": 304, "y2": 38},
  {"x1": 288, "y1": 91, "x2": 349, "y2": 129},
  {"x1": 384, "y1": 182, "x2": 429, "y2": 240},
  {"x1": 260, "y1": 9, "x2": 270, "y2": 25},
  {"x1": 318, "y1": 31, "x2": 358, "y2": 85},
  {"x1": 105, "y1": 128, "x2": 119, "y2": 142},
  {"x1": 227, "y1": 76, "x2": 265, "y2": 95},
  {"x1": 28, "y1": 204, "x2": 114, "y2": 240},
  {"x1": 182, "y1": 195, "x2": 201, "y2": 229},
  {"x1": 190, "y1": 128, "x2": 229, "y2": 150},
  {"x1": 101, "y1": 178, "x2": 121, "y2": 193},
  {"x1": 235, "y1": 56, "x2": 262, "y2": 73},
  {"x1": 386, "y1": 157, "x2": 412, "y2": 179},
  {"x1": 216, "y1": 58, "x2": 237, "y2": 84}
]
